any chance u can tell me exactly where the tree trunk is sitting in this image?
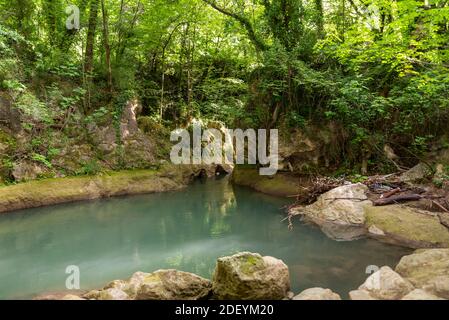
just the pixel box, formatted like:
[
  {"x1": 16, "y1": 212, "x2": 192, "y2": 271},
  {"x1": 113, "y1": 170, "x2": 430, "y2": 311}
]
[
  {"x1": 101, "y1": 0, "x2": 113, "y2": 93},
  {"x1": 315, "y1": 0, "x2": 324, "y2": 38},
  {"x1": 84, "y1": 0, "x2": 100, "y2": 75}
]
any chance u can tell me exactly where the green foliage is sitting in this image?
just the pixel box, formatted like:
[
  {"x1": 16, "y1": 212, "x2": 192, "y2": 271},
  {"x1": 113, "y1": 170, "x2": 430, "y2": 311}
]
[
  {"x1": 31, "y1": 153, "x2": 52, "y2": 168},
  {"x1": 76, "y1": 160, "x2": 102, "y2": 176},
  {"x1": 14, "y1": 91, "x2": 53, "y2": 124}
]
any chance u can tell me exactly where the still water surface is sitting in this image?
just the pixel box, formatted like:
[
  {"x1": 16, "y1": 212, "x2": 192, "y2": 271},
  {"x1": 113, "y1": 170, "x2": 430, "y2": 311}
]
[{"x1": 0, "y1": 177, "x2": 410, "y2": 299}]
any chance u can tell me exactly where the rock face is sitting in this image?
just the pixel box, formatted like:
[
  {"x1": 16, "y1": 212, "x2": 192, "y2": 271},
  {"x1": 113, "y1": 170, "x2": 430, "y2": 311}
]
[
  {"x1": 278, "y1": 126, "x2": 338, "y2": 173},
  {"x1": 292, "y1": 288, "x2": 341, "y2": 300},
  {"x1": 365, "y1": 206, "x2": 449, "y2": 248},
  {"x1": 290, "y1": 183, "x2": 371, "y2": 240},
  {"x1": 212, "y1": 252, "x2": 290, "y2": 300},
  {"x1": 350, "y1": 266, "x2": 414, "y2": 300},
  {"x1": 395, "y1": 249, "x2": 449, "y2": 299},
  {"x1": 11, "y1": 160, "x2": 47, "y2": 182},
  {"x1": 231, "y1": 166, "x2": 300, "y2": 197}
]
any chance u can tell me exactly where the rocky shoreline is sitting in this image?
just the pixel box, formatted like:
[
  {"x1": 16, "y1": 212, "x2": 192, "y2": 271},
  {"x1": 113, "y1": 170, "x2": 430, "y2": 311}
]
[
  {"x1": 289, "y1": 183, "x2": 449, "y2": 248},
  {"x1": 36, "y1": 250, "x2": 449, "y2": 300}
]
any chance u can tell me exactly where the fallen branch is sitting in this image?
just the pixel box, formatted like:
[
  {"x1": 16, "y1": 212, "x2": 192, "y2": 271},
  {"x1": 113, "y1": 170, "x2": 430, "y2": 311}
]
[
  {"x1": 380, "y1": 188, "x2": 401, "y2": 199},
  {"x1": 373, "y1": 194, "x2": 422, "y2": 206},
  {"x1": 432, "y1": 200, "x2": 449, "y2": 213},
  {"x1": 325, "y1": 197, "x2": 368, "y2": 203}
]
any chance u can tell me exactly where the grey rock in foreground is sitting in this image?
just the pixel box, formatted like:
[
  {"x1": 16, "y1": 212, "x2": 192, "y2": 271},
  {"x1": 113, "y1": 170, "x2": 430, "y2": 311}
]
[
  {"x1": 212, "y1": 252, "x2": 290, "y2": 300},
  {"x1": 350, "y1": 266, "x2": 414, "y2": 300}
]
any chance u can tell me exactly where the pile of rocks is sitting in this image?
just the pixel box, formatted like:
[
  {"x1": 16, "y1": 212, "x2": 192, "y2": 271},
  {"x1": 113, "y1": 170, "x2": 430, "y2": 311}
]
[
  {"x1": 49, "y1": 249, "x2": 449, "y2": 300},
  {"x1": 57, "y1": 252, "x2": 297, "y2": 300},
  {"x1": 349, "y1": 248, "x2": 449, "y2": 300}
]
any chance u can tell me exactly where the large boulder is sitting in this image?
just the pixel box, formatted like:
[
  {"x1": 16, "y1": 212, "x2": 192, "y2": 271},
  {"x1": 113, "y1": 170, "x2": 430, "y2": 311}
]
[
  {"x1": 351, "y1": 266, "x2": 414, "y2": 300},
  {"x1": 395, "y1": 249, "x2": 449, "y2": 299},
  {"x1": 212, "y1": 252, "x2": 290, "y2": 300},
  {"x1": 399, "y1": 163, "x2": 432, "y2": 183},
  {"x1": 292, "y1": 288, "x2": 341, "y2": 300},
  {"x1": 365, "y1": 206, "x2": 449, "y2": 248},
  {"x1": 133, "y1": 270, "x2": 212, "y2": 300},
  {"x1": 290, "y1": 183, "x2": 371, "y2": 240}
]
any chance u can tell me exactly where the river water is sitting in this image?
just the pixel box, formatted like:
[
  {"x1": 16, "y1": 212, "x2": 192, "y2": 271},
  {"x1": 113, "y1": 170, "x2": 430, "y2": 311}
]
[{"x1": 0, "y1": 176, "x2": 410, "y2": 299}]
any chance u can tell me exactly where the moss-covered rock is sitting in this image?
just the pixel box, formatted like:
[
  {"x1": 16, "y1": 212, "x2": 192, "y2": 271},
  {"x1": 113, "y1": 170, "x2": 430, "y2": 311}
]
[
  {"x1": 212, "y1": 252, "x2": 290, "y2": 300},
  {"x1": 0, "y1": 166, "x2": 186, "y2": 213},
  {"x1": 365, "y1": 205, "x2": 449, "y2": 248},
  {"x1": 134, "y1": 270, "x2": 212, "y2": 300},
  {"x1": 231, "y1": 166, "x2": 300, "y2": 197}
]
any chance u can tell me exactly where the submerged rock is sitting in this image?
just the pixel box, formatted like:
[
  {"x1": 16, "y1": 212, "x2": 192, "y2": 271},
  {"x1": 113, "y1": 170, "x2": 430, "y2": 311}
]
[
  {"x1": 212, "y1": 252, "x2": 290, "y2": 300},
  {"x1": 290, "y1": 183, "x2": 371, "y2": 240},
  {"x1": 352, "y1": 266, "x2": 414, "y2": 300},
  {"x1": 395, "y1": 249, "x2": 449, "y2": 299},
  {"x1": 292, "y1": 288, "x2": 341, "y2": 300},
  {"x1": 365, "y1": 206, "x2": 449, "y2": 248}
]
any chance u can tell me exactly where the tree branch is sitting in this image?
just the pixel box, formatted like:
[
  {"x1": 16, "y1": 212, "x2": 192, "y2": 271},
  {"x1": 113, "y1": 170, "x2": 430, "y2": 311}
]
[{"x1": 202, "y1": 0, "x2": 268, "y2": 51}]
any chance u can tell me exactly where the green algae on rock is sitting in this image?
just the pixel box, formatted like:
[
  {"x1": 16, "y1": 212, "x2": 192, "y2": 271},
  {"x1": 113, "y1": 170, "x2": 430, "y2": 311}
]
[
  {"x1": 230, "y1": 166, "x2": 301, "y2": 197},
  {"x1": 365, "y1": 205, "x2": 449, "y2": 248}
]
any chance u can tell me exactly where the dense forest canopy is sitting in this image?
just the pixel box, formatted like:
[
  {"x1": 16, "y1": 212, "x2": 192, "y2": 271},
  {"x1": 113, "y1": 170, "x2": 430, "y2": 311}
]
[{"x1": 1, "y1": 0, "x2": 449, "y2": 177}]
